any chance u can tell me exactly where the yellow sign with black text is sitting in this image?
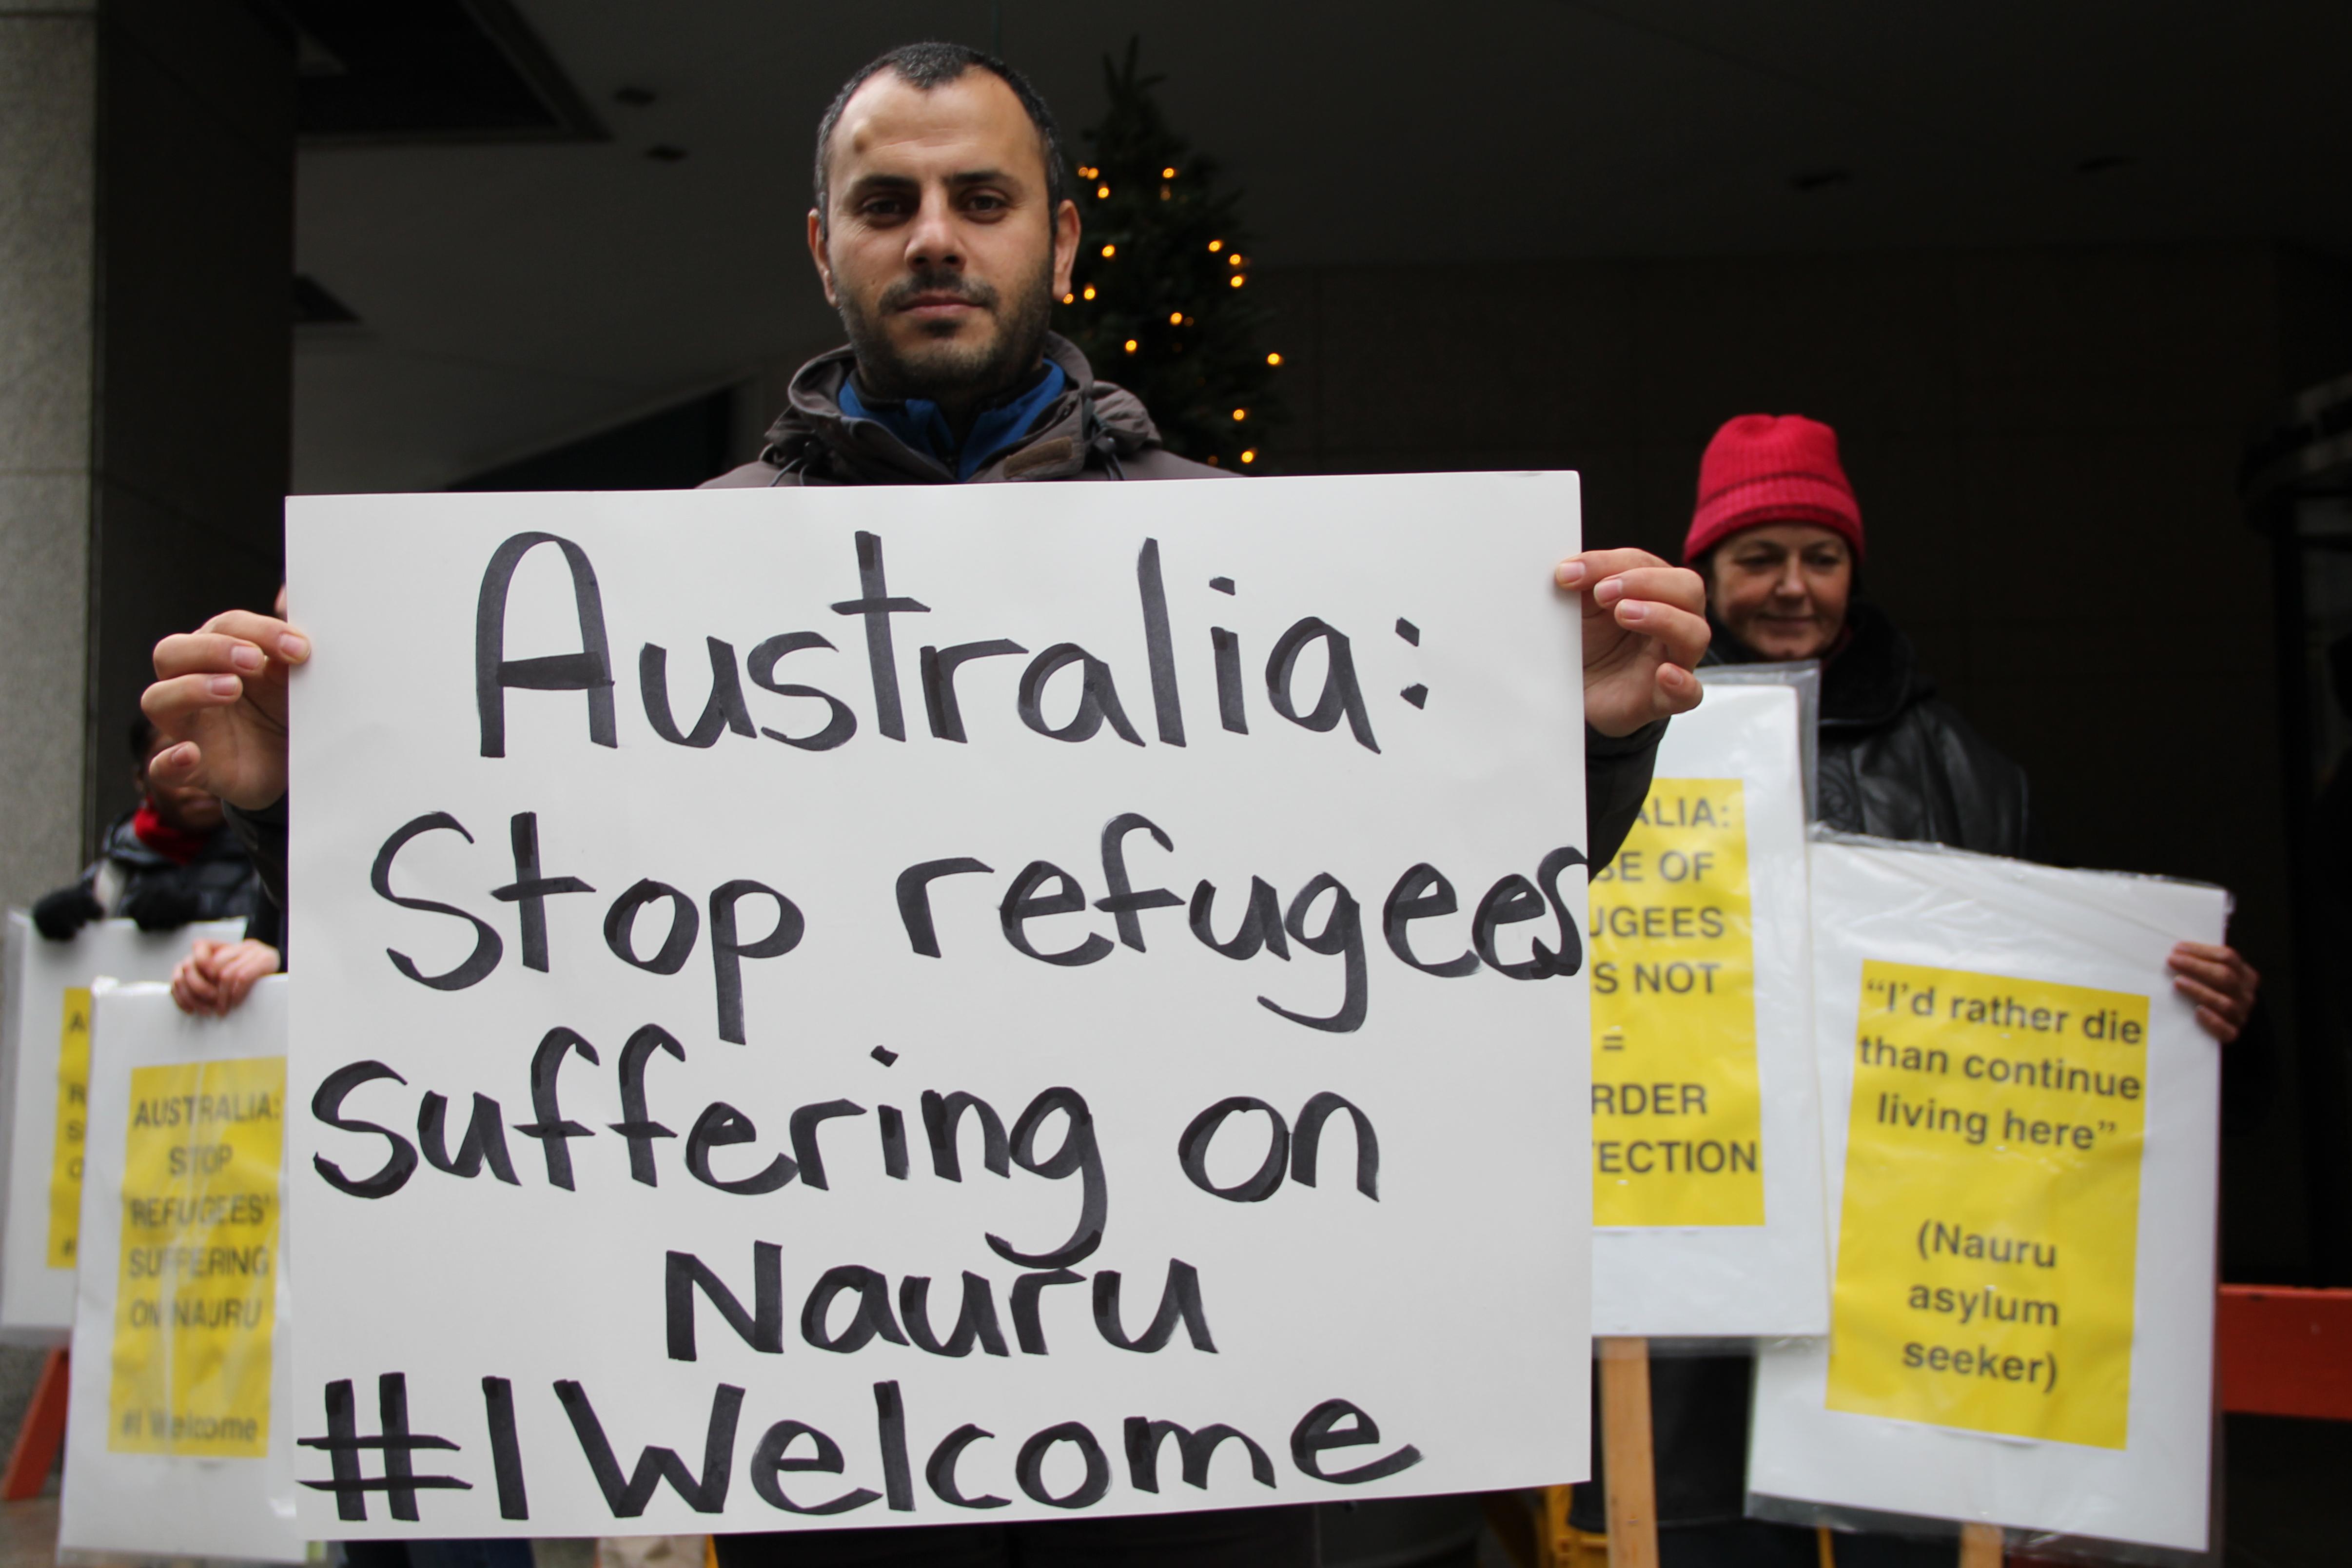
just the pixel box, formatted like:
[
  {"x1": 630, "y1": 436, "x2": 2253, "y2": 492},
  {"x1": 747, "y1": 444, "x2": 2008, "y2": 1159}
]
[
  {"x1": 108, "y1": 1055, "x2": 283, "y2": 1457},
  {"x1": 1589, "y1": 779, "x2": 1764, "y2": 1226},
  {"x1": 1826, "y1": 960, "x2": 2147, "y2": 1448},
  {"x1": 46, "y1": 987, "x2": 91, "y2": 1267}
]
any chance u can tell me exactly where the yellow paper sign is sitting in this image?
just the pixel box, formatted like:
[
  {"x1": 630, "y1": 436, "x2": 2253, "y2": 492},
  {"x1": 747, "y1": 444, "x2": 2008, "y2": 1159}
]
[
  {"x1": 47, "y1": 987, "x2": 92, "y2": 1267},
  {"x1": 1826, "y1": 960, "x2": 2147, "y2": 1449},
  {"x1": 1588, "y1": 780, "x2": 1764, "y2": 1226},
  {"x1": 108, "y1": 1055, "x2": 284, "y2": 1456}
]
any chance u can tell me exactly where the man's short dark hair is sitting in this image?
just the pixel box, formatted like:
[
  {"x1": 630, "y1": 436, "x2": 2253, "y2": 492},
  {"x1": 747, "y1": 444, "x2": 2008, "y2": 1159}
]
[{"x1": 812, "y1": 42, "x2": 1069, "y2": 228}]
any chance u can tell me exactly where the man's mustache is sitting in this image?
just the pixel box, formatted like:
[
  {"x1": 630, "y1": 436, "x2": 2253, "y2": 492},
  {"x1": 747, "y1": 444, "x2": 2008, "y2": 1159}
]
[{"x1": 880, "y1": 271, "x2": 999, "y2": 313}]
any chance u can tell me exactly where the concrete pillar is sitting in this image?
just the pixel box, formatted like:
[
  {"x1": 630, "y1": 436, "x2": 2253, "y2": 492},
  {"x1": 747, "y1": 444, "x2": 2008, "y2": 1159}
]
[
  {"x1": 0, "y1": 0, "x2": 290, "y2": 1454},
  {"x1": 0, "y1": 0, "x2": 291, "y2": 916},
  {"x1": 0, "y1": 4, "x2": 98, "y2": 913}
]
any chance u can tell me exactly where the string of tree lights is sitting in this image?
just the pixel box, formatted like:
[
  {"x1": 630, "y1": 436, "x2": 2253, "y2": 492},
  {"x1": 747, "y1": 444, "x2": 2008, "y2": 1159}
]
[{"x1": 1054, "y1": 39, "x2": 1283, "y2": 470}]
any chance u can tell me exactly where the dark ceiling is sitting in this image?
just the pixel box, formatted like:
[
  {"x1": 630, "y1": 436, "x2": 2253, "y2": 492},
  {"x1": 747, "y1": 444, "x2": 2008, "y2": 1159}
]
[
  {"x1": 289, "y1": 0, "x2": 605, "y2": 143},
  {"x1": 291, "y1": 0, "x2": 2352, "y2": 492}
]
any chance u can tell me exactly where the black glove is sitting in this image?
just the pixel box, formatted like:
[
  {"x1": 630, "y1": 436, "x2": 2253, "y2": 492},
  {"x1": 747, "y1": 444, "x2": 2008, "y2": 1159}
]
[
  {"x1": 31, "y1": 886, "x2": 103, "y2": 941},
  {"x1": 118, "y1": 882, "x2": 201, "y2": 933}
]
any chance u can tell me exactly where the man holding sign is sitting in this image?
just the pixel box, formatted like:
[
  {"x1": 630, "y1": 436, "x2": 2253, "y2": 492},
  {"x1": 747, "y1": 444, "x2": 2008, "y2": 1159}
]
[{"x1": 143, "y1": 41, "x2": 1706, "y2": 1568}]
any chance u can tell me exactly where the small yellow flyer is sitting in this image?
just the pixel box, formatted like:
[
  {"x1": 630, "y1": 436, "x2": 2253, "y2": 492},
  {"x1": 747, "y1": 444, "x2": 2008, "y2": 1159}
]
[
  {"x1": 1825, "y1": 960, "x2": 2147, "y2": 1448},
  {"x1": 46, "y1": 987, "x2": 92, "y2": 1267},
  {"x1": 108, "y1": 1055, "x2": 284, "y2": 1457},
  {"x1": 1589, "y1": 780, "x2": 1764, "y2": 1226}
]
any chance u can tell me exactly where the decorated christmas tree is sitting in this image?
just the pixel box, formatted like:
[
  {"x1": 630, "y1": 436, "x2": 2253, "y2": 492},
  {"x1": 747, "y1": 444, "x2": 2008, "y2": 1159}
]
[{"x1": 1054, "y1": 40, "x2": 1283, "y2": 470}]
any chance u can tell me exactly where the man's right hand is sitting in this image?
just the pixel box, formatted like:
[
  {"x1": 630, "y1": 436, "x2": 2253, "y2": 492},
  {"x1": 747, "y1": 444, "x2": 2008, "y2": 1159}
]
[{"x1": 142, "y1": 610, "x2": 309, "y2": 810}]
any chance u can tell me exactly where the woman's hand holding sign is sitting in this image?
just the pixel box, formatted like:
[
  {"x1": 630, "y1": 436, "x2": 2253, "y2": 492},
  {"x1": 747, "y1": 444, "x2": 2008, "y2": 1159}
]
[
  {"x1": 2166, "y1": 940, "x2": 2259, "y2": 1044},
  {"x1": 142, "y1": 609, "x2": 309, "y2": 810},
  {"x1": 1556, "y1": 549, "x2": 1711, "y2": 736}
]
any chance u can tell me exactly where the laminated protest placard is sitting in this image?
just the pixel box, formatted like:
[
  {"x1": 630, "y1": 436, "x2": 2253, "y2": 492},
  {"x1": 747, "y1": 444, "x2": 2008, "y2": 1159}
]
[
  {"x1": 60, "y1": 977, "x2": 305, "y2": 1562},
  {"x1": 1589, "y1": 679, "x2": 1827, "y2": 1336},
  {"x1": 0, "y1": 913, "x2": 244, "y2": 1340},
  {"x1": 1748, "y1": 838, "x2": 2226, "y2": 1551},
  {"x1": 285, "y1": 473, "x2": 1594, "y2": 1536}
]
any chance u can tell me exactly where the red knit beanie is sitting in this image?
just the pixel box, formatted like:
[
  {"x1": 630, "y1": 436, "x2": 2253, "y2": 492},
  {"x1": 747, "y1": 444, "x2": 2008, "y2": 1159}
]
[{"x1": 1683, "y1": 413, "x2": 1864, "y2": 564}]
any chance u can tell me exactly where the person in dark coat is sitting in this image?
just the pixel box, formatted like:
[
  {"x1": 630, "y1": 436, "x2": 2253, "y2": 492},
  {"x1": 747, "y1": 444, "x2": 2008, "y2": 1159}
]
[
  {"x1": 32, "y1": 718, "x2": 272, "y2": 941},
  {"x1": 29, "y1": 718, "x2": 282, "y2": 1015},
  {"x1": 1576, "y1": 412, "x2": 2260, "y2": 1567},
  {"x1": 140, "y1": 40, "x2": 1711, "y2": 1568}
]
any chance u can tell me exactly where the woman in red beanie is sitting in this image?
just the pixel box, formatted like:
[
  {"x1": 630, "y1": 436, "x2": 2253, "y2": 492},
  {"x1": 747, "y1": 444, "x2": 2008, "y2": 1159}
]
[
  {"x1": 1684, "y1": 412, "x2": 2255, "y2": 1040},
  {"x1": 1686, "y1": 412, "x2": 2033, "y2": 854},
  {"x1": 1573, "y1": 414, "x2": 2263, "y2": 1568}
]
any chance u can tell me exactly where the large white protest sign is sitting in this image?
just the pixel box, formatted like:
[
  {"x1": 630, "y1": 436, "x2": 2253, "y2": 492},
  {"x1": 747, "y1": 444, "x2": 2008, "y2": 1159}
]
[
  {"x1": 1748, "y1": 838, "x2": 2225, "y2": 1551},
  {"x1": 286, "y1": 473, "x2": 1594, "y2": 1536},
  {"x1": 60, "y1": 977, "x2": 305, "y2": 1563},
  {"x1": 0, "y1": 913, "x2": 244, "y2": 1340},
  {"x1": 1589, "y1": 679, "x2": 1827, "y2": 1336}
]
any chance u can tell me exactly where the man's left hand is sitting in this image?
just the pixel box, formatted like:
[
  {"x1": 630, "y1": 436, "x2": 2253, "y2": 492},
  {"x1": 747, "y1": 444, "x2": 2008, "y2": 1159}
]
[
  {"x1": 2169, "y1": 941, "x2": 2258, "y2": 1043},
  {"x1": 1557, "y1": 549, "x2": 1711, "y2": 737}
]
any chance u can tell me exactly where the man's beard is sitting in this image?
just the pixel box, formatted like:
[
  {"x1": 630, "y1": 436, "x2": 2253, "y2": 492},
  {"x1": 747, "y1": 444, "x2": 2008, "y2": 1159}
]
[{"x1": 837, "y1": 255, "x2": 1057, "y2": 408}]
